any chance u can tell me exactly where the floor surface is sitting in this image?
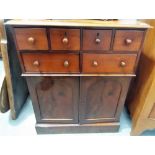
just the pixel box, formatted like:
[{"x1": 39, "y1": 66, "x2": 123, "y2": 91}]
[{"x1": 0, "y1": 59, "x2": 155, "y2": 136}]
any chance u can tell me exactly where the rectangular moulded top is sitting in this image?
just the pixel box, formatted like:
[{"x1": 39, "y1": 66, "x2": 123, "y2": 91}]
[{"x1": 5, "y1": 19, "x2": 151, "y2": 29}]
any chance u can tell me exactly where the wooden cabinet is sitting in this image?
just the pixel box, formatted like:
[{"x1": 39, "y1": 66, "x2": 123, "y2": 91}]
[
  {"x1": 126, "y1": 20, "x2": 155, "y2": 135},
  {"x1": 149, "y1": 104, "x2": 155, "y2": 119},
  {"x1": 5, "y1": 19, "x2": 149, "y2": 134}
]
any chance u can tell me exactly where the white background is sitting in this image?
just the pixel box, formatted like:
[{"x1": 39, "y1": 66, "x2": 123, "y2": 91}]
[{"x1": 0, "y1": 0, "x2": 155, "y2": 154}]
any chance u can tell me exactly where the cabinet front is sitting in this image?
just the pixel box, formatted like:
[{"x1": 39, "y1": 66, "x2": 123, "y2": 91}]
[
  {"x1": 9, "y1": 21, "x2": 147, "y2": 134},
  {"x1": 26, "y1": 77, "x2": 79, "y2": 123},
  {"x1": 79, "y1": 77, "x2": 130, "y2": 123}
]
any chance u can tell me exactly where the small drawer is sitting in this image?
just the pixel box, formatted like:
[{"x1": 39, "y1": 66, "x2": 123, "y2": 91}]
[
  {"x1": 21, "y1": 53, "x2": 79, "y2": 73},
  {"x1": 82, "y1": 29, "x2": 112, "y2": 50},
  {"x1": 50, "y1": 28, "x2": 80, "y2": 50},
  {"x1": 82, "y1": 53, "x2": 137, "y2": 74},
  {"x1": 113, "y1": 30, "x2": 144, "y2": 51},
  {"x1": 14, "y1": 28, "x2": 48, "y2": 50}
]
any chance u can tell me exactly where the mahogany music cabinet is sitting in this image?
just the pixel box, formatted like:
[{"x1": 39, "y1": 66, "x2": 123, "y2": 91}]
[{"x1": 5, "y1": 20, "x2": 150, "y2": 134}]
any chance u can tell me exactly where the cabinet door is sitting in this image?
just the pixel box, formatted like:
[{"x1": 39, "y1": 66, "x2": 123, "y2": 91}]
[
  {"x1": 79, "y1": 77, "x2": 131, "y2": 123},
  {"x1": 26, "y1": 77, "x2": 79, "y2": 123}
]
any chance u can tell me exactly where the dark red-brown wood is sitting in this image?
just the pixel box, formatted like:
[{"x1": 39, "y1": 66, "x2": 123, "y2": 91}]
[
  {"x1": 50, "y1": 28, "x2": 80, "y2": 50},
  {"x1": 14, "y1": 28, "x2": 49, "y2": 50},
  {"x1": 8, "y1": 23, "x2": 147, "y2": 134},
  {"x1": 21, "y1": 53, "x2": 80, "y2": 73},
  {"x1": 113, "y1": 30, "x2": 144, "y2": 51},
  {"x1": 26, "y1": 77, "x2": 79, "y2": 123},
  {"x1": 82, "y1": 53, "x2": 137, "y2": 74},
  {"x1": 82, "y1": 29, "x2": 112, "y2": 51},
  {"x1": 79, "y1": 77, "x2": 131, "y2": 123}
]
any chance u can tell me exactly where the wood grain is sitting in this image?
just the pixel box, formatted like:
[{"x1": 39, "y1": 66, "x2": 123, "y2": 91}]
[
  {"x1": 82, "y1": 53, "x2": 137, "y2": 74},
  {"x1": 1, "y1": 25, "x2": 28, "y2": 119},
  {"x1": 50, "y1": 28, "x2": 80, "y2": 50},
  {"x1": 79, "y1": 77, "x2": 131, "y2": 124},
  {"x1": 1, "y1": 23, "x2": 29, "y2": 119},
  {"x1": 0, "y1": 77, "x2": 10, "y2": 113},
  {"x1": 14, "y1": 28, "x2": 49, "y2": 50},
  {"x1": 21, "y1": 53, "x2": 80, "y2": 73},
  {"x1": 82, "y1": 29, "x2": 112, "y2": 51},
  {"x1": 6, "y1": 19, "x2": 149, "y2": 133},
  {"x1": 149, "y1": 103, "x2": 155, "y2": 119},
  {"x1": 113, "y1": 30, "x2": 144, "y2": 51},
  {"x1": 26, "y1": 77, "x2": 79, "y2": 123},
  {"x1": 5, "y1": 19, "x2": 151, "y2": 28},
  {"x1": 21, "y1": 73, "x2": 136, "y2": 77},
  {"x1": 36, "y1": 122, "x2": 119, "y2": 134},
  {"x1": 126, "y1": 20, "x2": 155, "y2": 135}
]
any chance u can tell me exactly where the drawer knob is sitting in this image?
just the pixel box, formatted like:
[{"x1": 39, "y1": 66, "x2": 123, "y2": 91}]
[
  {"x1": 62, "y1": 37, "x2": 69, "y2": 44},
  {"x1": 33, "y1": 60, "x2": 40, "y2": 66},
  {"x1": 28, "y1": 37, "x2": 35, "y2": 44},
  {"x1": 120, "y1": 61, "x2": 126, "y2": 67},
  {"x1": 92, "y1": 61, "x2": 98, "y2": 67},
  {"x1": 95, "y1": 38, "x2": 101, "y2": 44},
  {"x1": 125, "y1": 38, "x2": 132, "y2": 45},
  {"x1": 64, "y1": 60, "x2": 69, "y2": 67}
]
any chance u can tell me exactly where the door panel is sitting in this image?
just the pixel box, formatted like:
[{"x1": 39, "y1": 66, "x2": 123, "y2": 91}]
[
  {"x1": 79, "y1": 77, "x2": 130, "y2": 123},
  {"x1": 27, "y1": 77, "x2": 79, "y2": 123}
]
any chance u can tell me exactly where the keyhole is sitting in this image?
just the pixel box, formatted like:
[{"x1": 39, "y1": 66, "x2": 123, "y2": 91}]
[
  {"x1": 97, "y1": 33, "x2": 100, "y2": 37},
  {"x1": 64, "y1": 32, "x2": 67, "y2": 37}
]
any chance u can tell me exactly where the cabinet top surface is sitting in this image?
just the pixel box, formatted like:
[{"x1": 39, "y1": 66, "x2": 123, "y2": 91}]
[{"x1": 5, "y1": 19, "x2": 151, "y2": 28}]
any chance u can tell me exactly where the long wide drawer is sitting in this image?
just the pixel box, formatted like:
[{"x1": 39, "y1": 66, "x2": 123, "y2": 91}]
[
  {"x1": 82, "y1": 53, "x2": 137, "y2": 74},
  {"x1": 21, "y1": 53, "x2": 80, "y2": 73}
]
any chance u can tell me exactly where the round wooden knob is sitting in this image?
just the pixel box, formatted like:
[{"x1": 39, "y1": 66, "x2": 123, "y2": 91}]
[
  {"x1": 64, "y1": 60, "x2": 69, "y2": 67},
  {"x1": 125, "y1": 38, "x2": 132, "y2": 45},
  {"x1": 95, "y1": 38, "x2": 101, "y2": 44},
  {"x1": 28, "y1": 37, "x2": 35, "y2": 44},
  {"x1": 120, "y1": 61, "x2": 126, "y2": 67},
  {"x1": 92, "y1": 61, "x2": 98, "y2": 67},
  {"x1": 33, "y1": 60, "x2": 39, "y2": 66},
  {"x1": 62, "y1": 37, "x2": 69, "y2": 44}
]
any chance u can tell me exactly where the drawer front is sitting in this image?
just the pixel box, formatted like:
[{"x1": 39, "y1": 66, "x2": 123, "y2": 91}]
[
  {"x1": 113, "y1": 30, "x2": 144, "y2": 51},
  {"x1": 50, "y1": 28, "x2": 80, "y2": 50},
  {"x1": 82, "y1": 53, "x2": 137, "y2": 74},
  {"x1": 21, "y1": 53, "x2": 79, "y2": 73},
  {"x1": 14, "y1": 28, "x2": 48, "y2": 50},
  {"x1": 82, "y1": 29, "x2": 112, "y2": 50}
]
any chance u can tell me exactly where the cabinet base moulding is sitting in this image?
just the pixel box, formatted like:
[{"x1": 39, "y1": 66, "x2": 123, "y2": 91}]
[{"x1": 35, "y1": 122, "x2": 120, "y2": 134}]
